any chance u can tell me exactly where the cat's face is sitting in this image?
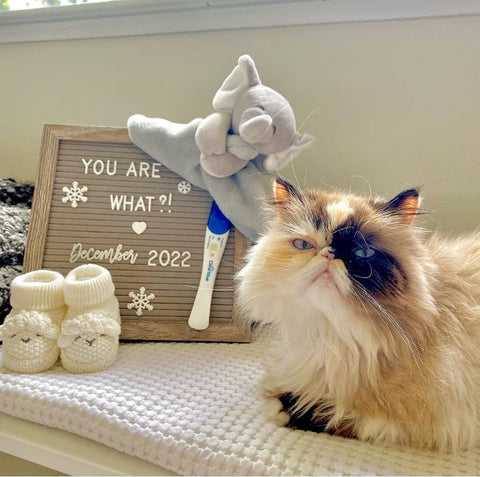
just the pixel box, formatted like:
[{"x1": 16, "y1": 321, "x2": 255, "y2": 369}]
[{"x1": 238, "y1": 179, "x2": 434, "y2": 337}]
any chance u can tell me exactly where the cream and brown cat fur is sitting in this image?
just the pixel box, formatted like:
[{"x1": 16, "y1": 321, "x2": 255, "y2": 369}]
[{"x1": 237, "y1": 178, "x2": 480, "y2": 452}]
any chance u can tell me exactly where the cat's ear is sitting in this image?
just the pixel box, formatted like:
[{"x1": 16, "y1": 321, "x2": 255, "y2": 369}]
[
  {"x1": 273, "y1": 178, "x2": 300, "y2": 206},
  {"x1": 382, "y1": 188, "x2": 421, "y2": 224}
]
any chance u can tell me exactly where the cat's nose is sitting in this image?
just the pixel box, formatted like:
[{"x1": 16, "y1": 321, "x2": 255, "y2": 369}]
[{"x1": 320, "y1": 247, "x2": 335, "y2": 261}]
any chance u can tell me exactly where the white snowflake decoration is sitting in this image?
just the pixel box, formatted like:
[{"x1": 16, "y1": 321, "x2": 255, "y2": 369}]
[
  {"x1": 62, "y1": 181, "x2": 88, "y2": 208},
  {"x1": 178, "y1": 181, "x2": 191, "y2": 194},
  {"x1": 127, "y1": 287, "x2": 155, "y2": 317}
]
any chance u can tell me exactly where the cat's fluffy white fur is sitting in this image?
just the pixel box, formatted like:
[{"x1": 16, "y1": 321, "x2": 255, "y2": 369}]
[{"x1": 236, "y1": 180, "x2": 480, "y2": 452}]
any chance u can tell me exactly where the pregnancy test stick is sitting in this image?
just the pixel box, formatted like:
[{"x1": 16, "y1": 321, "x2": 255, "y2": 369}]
[{"x1": 188, "y1": 201, "x2": 231, "y2": 330}]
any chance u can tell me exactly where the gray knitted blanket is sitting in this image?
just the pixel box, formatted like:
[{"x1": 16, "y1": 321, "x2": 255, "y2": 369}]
[{"x1": 0, "y1": 178, "x2": 33, "y2": 324}]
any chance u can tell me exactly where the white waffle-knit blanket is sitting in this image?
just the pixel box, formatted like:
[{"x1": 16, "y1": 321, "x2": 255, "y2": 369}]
[{"x1": 1, "y1": 330, "x2": 480, "y2": 475}]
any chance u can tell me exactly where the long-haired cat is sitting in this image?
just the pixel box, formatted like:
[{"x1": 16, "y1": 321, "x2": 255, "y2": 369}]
[{"x1": 236, "y1": 178, "x2": 480, "y2": 452}]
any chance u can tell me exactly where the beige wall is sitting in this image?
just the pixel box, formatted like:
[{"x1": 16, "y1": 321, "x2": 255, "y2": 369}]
[{"x1": 1, "y1": 15, "x2": 479, "y2": 233}]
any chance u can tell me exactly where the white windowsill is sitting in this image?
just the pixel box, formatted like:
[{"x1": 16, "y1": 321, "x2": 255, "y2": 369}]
[
  {"x1": 1, "y1": 0, "x2": 480, "y2": 45},
  {"x1": 0, "y1": 412, "x2": 177, "y2": 476}
]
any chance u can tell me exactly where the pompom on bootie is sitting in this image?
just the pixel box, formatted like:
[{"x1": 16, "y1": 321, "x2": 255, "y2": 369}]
[
  {"x1": 59, "y1": 264, "x2": 121, "y2": 373},
  {"x1": 0, "y1": 270, "x2": 66, "y2": 373}
]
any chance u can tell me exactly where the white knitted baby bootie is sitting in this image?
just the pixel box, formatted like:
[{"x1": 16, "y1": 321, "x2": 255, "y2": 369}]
[
  {"x1": 59, "y1": 264, "x2": 121, "y2": 373},
  {"x1": 0, "y1": 270, "x2": 66, "y2": 373}
]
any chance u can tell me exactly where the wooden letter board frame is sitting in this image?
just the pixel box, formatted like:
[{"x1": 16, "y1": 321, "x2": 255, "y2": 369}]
[{"x1": 24, "y1": 124, "x2": 251, "y2": 342}]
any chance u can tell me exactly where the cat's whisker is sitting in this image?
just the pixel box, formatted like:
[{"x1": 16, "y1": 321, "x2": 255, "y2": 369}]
[
  {"x1": 353, "y1": 229, "x2": 370, "y2": 249},
  {"x1": 349, "y1": 287, "x2": 398, "y2": 351},
  {"x1": 289, "y1": 160, "x2": 302, "y2": 193},
  {"x1": 317, "y1": 331, "x2": 347, "y2": 368},
  {"x1": 351, "y1": 279, "x2": 421, "y2": 364},
  {"x1": 181, "y1": 284, "x2": 234, "y2": 290},
  {"x1": 320, "y1": 182, "x2": 337, "y2": 192},
  {"x1": 353, "y1": 262, "x2": 373, "y2": 280},
  {"x1": 351, "y1": 175, "x2": 373, "y2": 199},
  {"x1": 235, "y1": 289, "x2": 276, "y2": 306},
  {"x1": 286, "y1": 107, "x2": 320, "y2": 191}
]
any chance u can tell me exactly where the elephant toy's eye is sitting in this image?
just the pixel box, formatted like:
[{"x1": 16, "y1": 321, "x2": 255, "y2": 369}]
[
  {"x1": 272, "y1": 125, "x2": 277, "y2": 135},
  {"x1": 257, "y1": 105, "x2": 265, "y2": 111}
]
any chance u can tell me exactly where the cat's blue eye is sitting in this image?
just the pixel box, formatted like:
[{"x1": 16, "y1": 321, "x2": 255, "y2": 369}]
[
  {"x1": 292, "y1": 239, "x2": 315, "y2": 250},
  {"x1": 353, "y1": 247, "x2": 375, "y2": 259}
]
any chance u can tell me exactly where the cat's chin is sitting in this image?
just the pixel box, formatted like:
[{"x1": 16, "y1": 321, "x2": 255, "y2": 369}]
[
  {"x1": 309, "y1": 270, "x2": 336, "y2": 287},
  {"x1": 307, "y1": 280, "x2": 341, "y2": 308},
  {"x1": 303, "y1": 270, "x2": 353, "y2": 318},
  {"x1": 308, "y1": 268, "x2": 349, "y2": 298}
]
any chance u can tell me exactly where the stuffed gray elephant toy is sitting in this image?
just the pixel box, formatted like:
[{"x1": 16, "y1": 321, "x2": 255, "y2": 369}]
[
  {"x1": 195, "y1": 54, "x2": 314, "y2": 178},
  {"x1": 128, "y1": 55, "x2": 314, "y2": 241}
]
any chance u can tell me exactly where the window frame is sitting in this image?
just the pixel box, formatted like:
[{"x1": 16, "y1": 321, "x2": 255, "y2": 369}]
[{"x1": 1, "y1": 0, "x2": 479, "y2": 44}]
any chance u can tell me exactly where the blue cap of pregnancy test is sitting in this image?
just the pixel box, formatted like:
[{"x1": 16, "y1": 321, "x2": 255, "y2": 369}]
[{"x1": 207, "y1": 201, "x2": 232, "y2": 234}]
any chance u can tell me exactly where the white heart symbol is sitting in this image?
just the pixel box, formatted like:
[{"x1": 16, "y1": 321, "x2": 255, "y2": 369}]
[{"x1": 132, "y1": 221, "x2": 147, "y2": 235}]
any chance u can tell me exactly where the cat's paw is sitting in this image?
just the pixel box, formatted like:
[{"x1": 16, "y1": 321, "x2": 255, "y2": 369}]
[
  {"x1": 264, "y1": 396, "x2": 291, "y2": 427},
  {"x1": 259, "y1": 374, "x2": 283, "y2": 398}
]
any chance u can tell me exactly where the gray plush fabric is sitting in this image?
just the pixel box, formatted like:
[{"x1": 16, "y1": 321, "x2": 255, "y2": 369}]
[
  {"x1": 0, "y1": 178, "x2": 33, "y2": 324},
  {"x1": 128, "y1": 115, "x2": 274, "y2": 242}
]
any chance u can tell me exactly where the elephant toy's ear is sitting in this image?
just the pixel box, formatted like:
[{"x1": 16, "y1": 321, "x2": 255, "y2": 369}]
[
  {"x1": 238, "y1": 55, "x2": 261, "y2": 87},
  {"x1": 213, "y1": 54, "x2": 261, "y2": 113},
  {"x1": 263, "y1": 133, "x2": 315, "y2": 172}
]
